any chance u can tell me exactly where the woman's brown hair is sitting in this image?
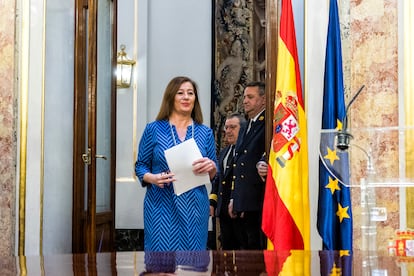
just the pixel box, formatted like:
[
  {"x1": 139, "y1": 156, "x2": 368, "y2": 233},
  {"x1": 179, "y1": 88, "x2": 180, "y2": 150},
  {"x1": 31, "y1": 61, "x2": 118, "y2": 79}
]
[{"x1": 155, "y1": 76, "x2": 204, "y2": 124}]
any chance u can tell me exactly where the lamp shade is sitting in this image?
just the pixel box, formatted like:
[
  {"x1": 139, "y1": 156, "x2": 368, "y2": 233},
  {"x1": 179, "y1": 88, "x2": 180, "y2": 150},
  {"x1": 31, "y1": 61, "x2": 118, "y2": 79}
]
[{"x1": 116, "y1": 45, "x2": 135, "y2": 88}]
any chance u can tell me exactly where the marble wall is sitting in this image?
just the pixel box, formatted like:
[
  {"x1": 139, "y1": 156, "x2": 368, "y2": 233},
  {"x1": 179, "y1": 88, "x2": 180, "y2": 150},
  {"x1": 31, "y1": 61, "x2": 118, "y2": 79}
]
[
  {"x1": 0, "y1": 1, "x2": 16, "y2": 256},
  {"x1": 348, "y1": 0, "x2": 399, "y2": 251}
]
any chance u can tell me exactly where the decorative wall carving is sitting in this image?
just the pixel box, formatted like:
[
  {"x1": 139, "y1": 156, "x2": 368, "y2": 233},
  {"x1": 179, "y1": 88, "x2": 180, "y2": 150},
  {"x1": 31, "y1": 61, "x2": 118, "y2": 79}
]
[{"x1": 213, "y1": 0, "x2": 266, "y2": 149}]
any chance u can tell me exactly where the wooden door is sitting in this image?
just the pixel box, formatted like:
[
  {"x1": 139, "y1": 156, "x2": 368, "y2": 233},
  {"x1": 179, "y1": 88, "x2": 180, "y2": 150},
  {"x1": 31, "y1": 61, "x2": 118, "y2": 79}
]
[{"x1": 72, "y1": 0, "x2": 117, "y2": 254}]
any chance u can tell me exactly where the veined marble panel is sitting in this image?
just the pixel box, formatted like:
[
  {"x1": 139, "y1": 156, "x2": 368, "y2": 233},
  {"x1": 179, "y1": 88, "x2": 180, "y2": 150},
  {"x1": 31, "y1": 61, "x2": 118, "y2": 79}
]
[
  {"x1": 349, "y1": 0, "x2": 399, "y2": 252},
  {"x1": 0, "y1": 0, "x2": 17, "y2": 256}
]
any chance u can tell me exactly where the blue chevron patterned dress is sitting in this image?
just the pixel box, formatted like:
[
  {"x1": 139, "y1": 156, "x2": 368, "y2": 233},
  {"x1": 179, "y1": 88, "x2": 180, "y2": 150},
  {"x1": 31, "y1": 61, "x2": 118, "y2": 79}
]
[{"x1": 135, "y1": 120, "x2": 217, "y2": 251}]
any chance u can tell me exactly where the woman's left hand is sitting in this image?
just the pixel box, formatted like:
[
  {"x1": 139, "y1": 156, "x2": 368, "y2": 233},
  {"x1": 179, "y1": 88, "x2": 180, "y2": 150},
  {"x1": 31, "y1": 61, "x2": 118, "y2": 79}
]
[{"x1": 192, "y1": 157, "x2": 216, "y2": 177}]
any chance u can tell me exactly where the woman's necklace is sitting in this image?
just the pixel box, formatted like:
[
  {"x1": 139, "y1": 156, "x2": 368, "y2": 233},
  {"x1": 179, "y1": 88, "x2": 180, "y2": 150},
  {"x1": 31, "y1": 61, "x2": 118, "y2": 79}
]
[{"x1": 169, "y1": 120, "x2": 194, "y2": 146}]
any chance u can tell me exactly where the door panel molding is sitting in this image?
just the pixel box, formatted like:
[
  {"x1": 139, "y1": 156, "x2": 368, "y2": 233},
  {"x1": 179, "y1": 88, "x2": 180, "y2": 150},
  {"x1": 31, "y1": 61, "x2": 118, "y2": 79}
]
[
  {"x1": 73, "y1": 0, "x2": 117, "y2": 254},
  {"x1": 73, "y1": 0, "x2": 88, "y2": 254}
]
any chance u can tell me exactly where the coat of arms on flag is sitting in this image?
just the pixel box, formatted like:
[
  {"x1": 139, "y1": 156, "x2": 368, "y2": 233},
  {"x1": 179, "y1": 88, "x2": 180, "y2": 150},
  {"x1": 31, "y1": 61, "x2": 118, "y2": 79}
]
[{"x1": 273, "y1": 92, "x2": 301, "y2": 168}]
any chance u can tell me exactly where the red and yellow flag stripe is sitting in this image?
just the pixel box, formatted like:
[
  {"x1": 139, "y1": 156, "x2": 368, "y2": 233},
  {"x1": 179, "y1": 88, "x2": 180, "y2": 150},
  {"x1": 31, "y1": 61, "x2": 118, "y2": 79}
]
[{"x1": 262, "y1": 0, "x2": 310, "y2": 251}]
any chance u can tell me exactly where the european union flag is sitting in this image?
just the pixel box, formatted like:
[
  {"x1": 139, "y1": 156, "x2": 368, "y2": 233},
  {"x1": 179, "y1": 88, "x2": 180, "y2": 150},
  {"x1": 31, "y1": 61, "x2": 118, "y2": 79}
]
[
  {"x1": 319, "y1": 250, "x2": 353, "y2": 276},
  {"x1": 317, "y1": 0, "x2": 353, "y2": 251}
]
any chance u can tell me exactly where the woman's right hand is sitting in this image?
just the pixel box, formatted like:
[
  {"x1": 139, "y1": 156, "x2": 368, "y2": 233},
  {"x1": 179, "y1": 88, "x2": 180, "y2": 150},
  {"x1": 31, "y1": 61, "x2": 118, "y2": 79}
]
[{"x1": 144, "y1": 171, "x2": 176, "y2": 188}]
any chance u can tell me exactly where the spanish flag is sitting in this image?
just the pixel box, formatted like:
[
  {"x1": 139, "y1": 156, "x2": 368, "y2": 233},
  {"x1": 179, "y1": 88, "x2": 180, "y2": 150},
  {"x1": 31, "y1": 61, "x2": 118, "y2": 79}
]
[{"x1": 261, "y1": 0, "x2": 310, "y2": 251}]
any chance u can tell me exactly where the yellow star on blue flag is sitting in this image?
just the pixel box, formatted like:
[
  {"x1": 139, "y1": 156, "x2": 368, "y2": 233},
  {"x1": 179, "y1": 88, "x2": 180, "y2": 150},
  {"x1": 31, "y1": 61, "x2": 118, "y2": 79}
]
[{"x1": 317, "y1": 0, "x2": 353, "y2": 252}]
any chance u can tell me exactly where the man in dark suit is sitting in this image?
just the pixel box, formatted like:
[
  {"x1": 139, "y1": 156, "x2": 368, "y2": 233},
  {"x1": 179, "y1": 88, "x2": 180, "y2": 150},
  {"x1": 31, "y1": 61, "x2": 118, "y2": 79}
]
[
  {"x1": 229, "y1": 81, "x2": 267, "y2": 250},
  {"x1": 210, "y1": 113, "x2": 246, "y2": 250}
]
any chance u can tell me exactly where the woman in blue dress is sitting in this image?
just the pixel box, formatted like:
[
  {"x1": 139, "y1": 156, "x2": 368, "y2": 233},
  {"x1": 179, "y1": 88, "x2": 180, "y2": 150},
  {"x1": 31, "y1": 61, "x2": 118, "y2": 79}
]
[{"x1": 135, "y1": 76, "x2": 218, "y2": 251}]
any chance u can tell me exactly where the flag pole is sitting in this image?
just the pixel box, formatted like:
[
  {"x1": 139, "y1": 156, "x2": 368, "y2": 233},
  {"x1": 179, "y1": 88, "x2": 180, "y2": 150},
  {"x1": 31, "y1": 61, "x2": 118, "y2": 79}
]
[{"x1": 265, "y1": 0, "x2": 279, "y2": 156}]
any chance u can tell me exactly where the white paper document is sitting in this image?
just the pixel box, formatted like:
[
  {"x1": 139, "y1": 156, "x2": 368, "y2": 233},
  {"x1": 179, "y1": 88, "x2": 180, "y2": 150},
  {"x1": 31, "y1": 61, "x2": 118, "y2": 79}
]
[{"x1": 164, "y1": 138, "x2": 210, "y2": 196}]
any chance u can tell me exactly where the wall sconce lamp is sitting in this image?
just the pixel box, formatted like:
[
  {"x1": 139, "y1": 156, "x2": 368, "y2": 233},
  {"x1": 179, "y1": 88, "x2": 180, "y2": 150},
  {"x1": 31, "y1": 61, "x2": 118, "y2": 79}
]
[{"x1": 116, "y1": 44, "x2": 136, "y2": 88}]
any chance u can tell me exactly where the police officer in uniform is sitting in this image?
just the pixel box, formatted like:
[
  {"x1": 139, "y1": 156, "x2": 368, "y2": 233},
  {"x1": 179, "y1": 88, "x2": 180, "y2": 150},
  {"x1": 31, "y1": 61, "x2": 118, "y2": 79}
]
[
  {"x1": 229, "y1": 81, "x2": 267, "y2": 250},
  {"x1": 210, "y1": 113, "x2": 246, "y2": 250}
]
